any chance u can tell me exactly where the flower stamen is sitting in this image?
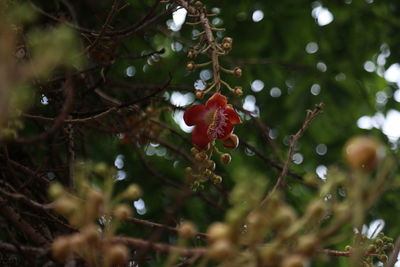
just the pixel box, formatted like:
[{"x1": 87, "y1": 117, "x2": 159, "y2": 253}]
[{"x1": 207, "y1": 108, "x2": 227, "y2": 138}]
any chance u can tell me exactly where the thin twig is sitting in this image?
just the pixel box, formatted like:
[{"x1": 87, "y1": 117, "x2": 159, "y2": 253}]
[
  {"x1": 124, "y1": 217, "x2": 207, "y2": 239},
  {"x1": 113, "y1": 236, "x2": 206, "y2": 257},
  {"x1": 260, "y1": 103, "x2": 324, "y2": 206}
]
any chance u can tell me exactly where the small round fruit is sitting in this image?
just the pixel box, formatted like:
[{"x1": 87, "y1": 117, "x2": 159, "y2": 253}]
[{"x1": 343, "y1": 136, "x2": 382, "y2": 171}]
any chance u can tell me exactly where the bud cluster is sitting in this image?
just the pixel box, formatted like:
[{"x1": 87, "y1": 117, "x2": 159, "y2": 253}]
[
  {"x1": 187, "y1": 145, "x2": 222, "y2": 190},
  {"x1": 49, "y1": 162, "x2": 142, "y2": 265}
]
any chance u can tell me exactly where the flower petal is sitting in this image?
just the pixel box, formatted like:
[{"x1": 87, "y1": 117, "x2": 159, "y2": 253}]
[
  {"x1": 206, "y1": 93, "x2": 227, "y2": 109},
  {"x1": 192, "y1": 122, "x2": 211, "y2": 148},
  {"x1": 216, "y1": 122, "x2": 233, "y2": 140},
  {"x1": 225, "y1": 108, "x2": 241, "y2": 124},
  {"x1": 184, "y1": 105, "x2": 206, "y2": 126}
]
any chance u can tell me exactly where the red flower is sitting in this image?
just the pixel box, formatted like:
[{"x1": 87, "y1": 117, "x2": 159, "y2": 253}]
[{"x1": 184, "y1": 93, "x2": 241, "y2": 149}]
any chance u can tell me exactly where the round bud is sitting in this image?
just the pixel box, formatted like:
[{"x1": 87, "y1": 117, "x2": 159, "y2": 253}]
[
  {"x1": 207, "y1": 222, "x2": 230, "y2": 243},
  {"x1": 211, "y1": 175, "x2": 222, "y2": 184},
  {"x1": 93, "y1": 162, "x2": 109, "y2": 176},
  {"x1": 48, "y1": 183, "x2": 64, "y2": 200},
  {"x1": 52, "y1": 236, "x2": 72, "y2": 262},
  {"x1": 88, "y1": 189, "x2": 103, "y2": 205},
  {"x1": 223, "y1": 37, "x2": 233, "y2": 44},
  {"x1": 185, "y1": 167, "x2": 193, "y2": 174},
  {"x1": 191, "y1": 147, "x2": 199, "y2": 155},
  {"x1": 195, "y1": 90, "x2": 203, "y2": 99},
  {"x1": 270, "y1": 205, "x2": 297, "y2": 230},
  {"x1": 123, "y1": 184, "x2": 142, "y2": 200},
  {"x1": 367, "y1": 244, "x2": 376, "y2": 253},
  {"x1": 233, "y1": 67, "x2": 242, "y2": 77},
  {"x1": 186, "y1": 61, "x2": 196, "y2": 71},
  {"x1": 343, "y1": 136, "x2": 382, "y2": 171},
  {"x1": 220, "y1": 153, "x2": 231, "y2": 164},
  {"x1": 234, "y1": 86, "x2": 243, "y2": 96},
  {"x1": 207, "y1": 160, "x2": 216, "y2": 171},
  {"x1": 345, "y1": 245, "x2": 352, "y2": 251},
  {"x1": 187, "y1": 50, "x2": 196, "y2": 59},
  {"x1": 178, "y1": 221, "x2": 197, "y2": 238},
  {"x1": 281, "y1": 254, "x2": 305, "y2": 267},
  {"x1": 114, "y1": 204, "x2": 132, "y2": 220},
  {"x1": 203, "y1": 169, "x2": 212, "y2": 177},
  {"x1": 69, "y1": 233, "x2": 85, "y2": 249},
  {"x1": 222, "y1": 134, "x2": 239, "y2": 150},
  {"x1": 195, "y1": 152, "x2": 207, "y2": 161},
  {"x1": 374, "y1": 239, "x2": 384, "y2": 246},
  {"x1": 81, "y1": 224, "x2": 100, "y2": 245},
  {"x1": 194, "y1": 1, "x2": 203, "y2": 8},
  {"x1": 53, "y1": 197, "x2": 76, "y2": 216},
  {"x1": 222, "y1": 42, "x2": 232, "y2": 51},
  {"x1": 207, "y1": 240, "x2": 233, "y2": 260},
  {"x1": 107, "y1": 245, "x2": 129, "y2": 266},
  {"x1": 297, "y1": 234, "x2": 318, "y2": 256}
]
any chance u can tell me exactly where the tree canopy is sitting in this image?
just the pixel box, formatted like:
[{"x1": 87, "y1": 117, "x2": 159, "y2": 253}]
[{"x1": 0, "y1": 0, "x2": 400, "y2": 266}]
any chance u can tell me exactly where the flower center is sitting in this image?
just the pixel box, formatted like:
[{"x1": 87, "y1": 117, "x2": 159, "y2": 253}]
[{"x1": 206, "y1": 108, "x2": 227, "y2": 139}]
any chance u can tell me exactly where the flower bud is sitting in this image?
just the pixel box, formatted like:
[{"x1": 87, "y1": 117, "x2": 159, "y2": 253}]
[
  {"x1": 367, "y1": 244, "x2": 376, "y2": 253},
  {"x1": 88, "y1": 189, "x2": 103, "y2": 210},
  {"x1": 222, "y1": 42, "x2": 232, "y2": 51},
  {"x1": 222, "y1": 134, "x2": 239, "y2": 150},
  {"x1": 187, "y1": 50, "x2": 195, "y2": 58},
  {"x1": 185, "y1": 167, "x2": 192, "y2": 174},
  {"x1": 195, "y1": 152, "x2": 207, "y2": 161},
  {"x1": 194, "y1": 1, "x2": 203, "y2": 8},
  {"x1": 222, "y1": 37, "x2": 233, "y2": 44},
  {"x1": 297, "y1": 234, "x2": 318, "y2": 256},
  {"x1": 69, "y1": 233, "x2": 85, "y2": 249},
  {"x1": 53, "y1": 197, "x2": 76, "y2": 216},
  {"x1": 220, "y1": 153, "x2": 231, "y2": 164},
  {"x1": 178, "y1": 221, "x2": 197, "y2": 238},
  {"x1": 233, "y1": 67, "x2": 242, "y2": 77},
  {"x1": 234, "y1": 86, "x2": 243, "y2": 96},
  {"x1": 207, "y1": 222, "x2": 230, "y2": 243},
  {"x1": 203, "y1": 169, "x2": 212, "y2": 176},
  {"x1": 82, "y1": 224, "x2": 100, "y2": 245},
  {"x1": 48, "y1": 183, "x2": 64, "y2": 200},
  {"x1": 123, "y1": 184, "x2": 142, "y2": 200},
  {"x1": 107, "y1": 245, "x2": 129, "y2": 266},
  {"x1": 207, "y1": 240, "x2": 233, "y2": 260},
  {"x1": 281, "y1": 254, "x2": 306, "y2": 267},
  {"x1": 269, "y1": 204, "x2": 297, "y2": 230},
  {"x1": 52, "y1": 236, "x2": 72, "y2": 262},
  {"x1": 186, "y1": 61, "x2": 196, "y2": 71},
  {"x1": 93, "y1": 162, "x2": 109, "y2": 176},
  {"x1": 191, "y1": 147, "x2": 199, "y2": 155},
  {"x1": 207, "y1": 160, "x2": 216, "y2": 171},
  {"x1": 211, "y1": 175, "x2": 222, "y2": 184},
  {"x1": 195, "y1": 90, "x2": 204, "y2": 99},
  {"x1": 114, "y1": 204, "x2": 132, "y2": 220},
  {"x1": 343, "y1": 136, "x2": 382, "y2": 171}
]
